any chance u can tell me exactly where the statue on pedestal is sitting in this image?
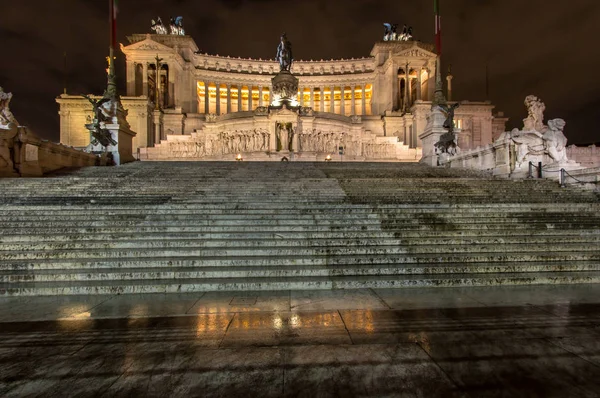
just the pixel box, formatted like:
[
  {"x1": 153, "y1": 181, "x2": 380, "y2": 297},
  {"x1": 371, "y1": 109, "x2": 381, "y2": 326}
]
[
  {"x1": 82, "y1": 95, "x2": 117, "y2": 147},
  {"x1": 434, "y1": 103, "x2": 460, "y2": 156},
  {"x1": 276, "y1": 122, "x2": 293, "y2": 151},
  {"x1": 276, "y1": 33, "x2": 293, "y2": 72}
]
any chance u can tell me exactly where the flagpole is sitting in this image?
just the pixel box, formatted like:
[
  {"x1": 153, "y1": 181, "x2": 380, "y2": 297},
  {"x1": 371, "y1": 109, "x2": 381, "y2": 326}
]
[
  {"x1": 434, "y1": 0, "x2": 441, "y2": 55},
  {"x1": 432, "y1": 0, "x2": 446, "y2": 106},
  {"x1": 106, "y1": 0, "x2": 117, "y2": 98}
]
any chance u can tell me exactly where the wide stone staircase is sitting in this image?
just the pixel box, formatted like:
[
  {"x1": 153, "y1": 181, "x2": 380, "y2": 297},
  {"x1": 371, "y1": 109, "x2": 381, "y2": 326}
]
[{"x1": 1, "y1": 162, "x2": 599, "y2": 296}]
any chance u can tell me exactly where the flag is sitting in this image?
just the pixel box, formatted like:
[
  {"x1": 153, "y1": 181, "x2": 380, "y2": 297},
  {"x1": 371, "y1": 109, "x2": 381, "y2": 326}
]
[
  {"x1": 434, "y1": 0, "x2": 441, "y2": 55},
  {"x1": 110, "y1": 0, "x2": 118, "y2": 50}
]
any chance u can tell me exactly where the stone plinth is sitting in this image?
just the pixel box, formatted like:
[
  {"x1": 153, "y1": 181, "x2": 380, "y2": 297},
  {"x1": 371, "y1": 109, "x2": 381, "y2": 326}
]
[
  {"x1": 418, "y1": 107, "x2": 446, "y2": 166},
  {"x1": 0, "y1": 123, "x2": 19, "y2": 177},
  {"x1": 270, "y1": 71, "x2": 299, "y2": 108},
  {"x1": 87, "y1": 98, "x2": 137, "y2": 165}
]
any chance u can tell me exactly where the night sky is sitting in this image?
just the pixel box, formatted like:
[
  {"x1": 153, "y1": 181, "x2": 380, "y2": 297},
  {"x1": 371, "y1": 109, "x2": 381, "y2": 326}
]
[{"x1": 1, "y1": 0, "x2": 599, "y2": 144}]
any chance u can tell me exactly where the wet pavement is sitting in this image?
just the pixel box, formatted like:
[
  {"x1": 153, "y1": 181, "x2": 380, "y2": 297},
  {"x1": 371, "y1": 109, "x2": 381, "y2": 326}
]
[{"x1": 1, "y1": 285, "x2": 600, "y2": 397}]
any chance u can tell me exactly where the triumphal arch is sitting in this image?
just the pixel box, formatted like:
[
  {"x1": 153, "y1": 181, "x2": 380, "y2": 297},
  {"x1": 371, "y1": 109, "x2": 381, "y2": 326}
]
[{"x1": 57, "y1": 25, "x2": 508, "y2": 161}]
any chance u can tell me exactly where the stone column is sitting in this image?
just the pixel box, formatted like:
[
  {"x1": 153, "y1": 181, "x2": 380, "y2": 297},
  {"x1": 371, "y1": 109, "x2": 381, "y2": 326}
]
[
  {"x1": 143, "y1": 63, "x2": 149, "y2": 96},
  {"x1": 299, "y1": 87, "x2": 304, "y2": 106},
  {"x1": 168, "y1": 65, "x2": 176, "y2": 107},
  {"x1": 153, "y1": 109, "x2": 162, "y2": 146},
  {"x1": 204, "y1": 81, "x2": 210, "y2": 114},
  {"x1": 248, "y1": 86, "x2": 253, "y2": 111},
  {"x1": 340, "y1": 87, "x2": 345, "y2": 116},
  {"x1": 310, "y1": 87, "x2": 315, "y2": 108},
  {"x1": 361, "y1": 85, "x2": 367, "y2": 115},
  {"x1": 226, "y1": 84, "x2": 232, "y2": 114},
  {"x1": 320, "y1": 86, "x2": 325, "y2": 112},
  {"x1": 446, "y1": 74, "x2": 454, "y2": 102},
  {"x1": 126, "y1": 61, "x2": 135, "y2": 96},
  {"x1": 351, "y1": 85, "x2": 356, "y2": 115},
  {"x1": 215, "y1": 83, "x2": 221, "y2": 115},
  {"x1": 407, "y1": 74, "x2": 412, "y2": 109},
  {"x1": 292, "y1": 126, "x2": 299, "y2": 152},
  {"x1": 404, "y1": 62, "x2": 410, "y2": 112},
  {"x1": 268, "y1": 86, "x2": 272, "y2": 106},
  {"x1": 417, "y1": 68, "x2": 423, "y2": 100},
  {"x1": 330, "y1": 87, "x2": 335, "y2": 113},
  {"x1": 238, "y1": 86, "x2": 242, "y2": 111},
  {"x1": 258, "y1": 86, "x2": 263, "y2": 107}
]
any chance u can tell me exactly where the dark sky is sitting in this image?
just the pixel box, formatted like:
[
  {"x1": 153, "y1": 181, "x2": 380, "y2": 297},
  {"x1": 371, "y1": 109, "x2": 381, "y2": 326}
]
[{"x1": 2, "y1": 0, "x2": 599, "y2": 144}]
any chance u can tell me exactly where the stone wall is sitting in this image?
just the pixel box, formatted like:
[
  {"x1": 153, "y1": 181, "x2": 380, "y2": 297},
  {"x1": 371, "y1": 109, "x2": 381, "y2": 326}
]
[
  {"x1": 57, "y1": 94, "x2": 152, "y2": 152},
  {"x1": 139, "y1": 108, "x2": 422, "y2": 162},
  {"x1": 567, "y1": 145, "x2": 600, "y2": 168}
]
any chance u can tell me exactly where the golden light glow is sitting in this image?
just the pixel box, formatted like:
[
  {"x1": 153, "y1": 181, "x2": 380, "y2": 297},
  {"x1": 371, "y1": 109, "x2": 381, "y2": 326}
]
[
  {"x1": 236, "y1": 154, "x2": 243, "y2": 161},
  {"x1": 325, "y1": 154, "x2": 332, "y2": 161}
]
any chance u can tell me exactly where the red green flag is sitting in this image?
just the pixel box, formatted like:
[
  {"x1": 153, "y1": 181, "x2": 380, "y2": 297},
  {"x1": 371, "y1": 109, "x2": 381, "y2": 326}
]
[
  {"x1": 434, "y1": 0, "x2": 441, "y2": 55},
  {"x1": 110, "y1": 0, "x2": 118, "y2": 50}
]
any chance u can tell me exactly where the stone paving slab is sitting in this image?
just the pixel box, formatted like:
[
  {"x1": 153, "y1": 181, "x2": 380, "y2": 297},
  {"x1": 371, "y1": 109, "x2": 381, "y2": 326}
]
[{"x1": 1, "y1": 286, "x2": 600, "y2": 396}]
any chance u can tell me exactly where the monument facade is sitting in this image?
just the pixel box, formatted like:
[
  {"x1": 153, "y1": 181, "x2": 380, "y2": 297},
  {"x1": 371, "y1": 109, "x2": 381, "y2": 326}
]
[{"x1": 57, "y1": 25, "x2": 508, "y2": 161}]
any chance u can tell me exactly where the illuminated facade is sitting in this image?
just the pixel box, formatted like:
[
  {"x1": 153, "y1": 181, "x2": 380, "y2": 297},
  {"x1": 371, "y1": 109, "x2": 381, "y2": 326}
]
[{"x1": 57, "y1": 32, "x2": 508, "y2": 161}]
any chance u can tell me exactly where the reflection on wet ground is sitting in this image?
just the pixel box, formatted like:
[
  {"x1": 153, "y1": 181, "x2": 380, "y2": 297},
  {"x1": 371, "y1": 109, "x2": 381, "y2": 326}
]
[{"x1": 1, "y1": 285, "x2": 600, "y2": 397}]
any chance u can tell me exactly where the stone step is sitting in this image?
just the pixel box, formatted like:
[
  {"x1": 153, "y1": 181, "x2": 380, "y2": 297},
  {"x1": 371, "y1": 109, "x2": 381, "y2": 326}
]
[
  {"x1": 2, "y1": 224, "x2": 599, "y2": 238},
  {"x1": 2, "y1": 230, "x2": 599, "y2": 244},
  {"x1": 3, "y1": 271, "x2": 599, "y2": 296},
  {"x1": 4, "y1": 211, "x2": 600, "y2": 222},
  {"x1": 2, "y1": 242, "x2": 599, "y2": 261},
  {"x1": 3, "y1": 252, "x2": 600, "y2": 271},
  {"x1": 2, "y1": 235, "x2": 600, "y2": 251},
  {"x1": 2, "y1": 222, "x2": 598, "y2": 235},
  {"x1": 1, "y1": 202, "x2": 597, "y2": 211},
  {"x1": 3, "y1": 262, "x2": 600, "y2": 283}
]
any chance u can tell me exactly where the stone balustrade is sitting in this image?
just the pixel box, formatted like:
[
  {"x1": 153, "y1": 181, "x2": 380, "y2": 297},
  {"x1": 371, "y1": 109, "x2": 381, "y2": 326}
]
[{"x1": 0, "y1": 124, "x2": 104, "y2": 177}]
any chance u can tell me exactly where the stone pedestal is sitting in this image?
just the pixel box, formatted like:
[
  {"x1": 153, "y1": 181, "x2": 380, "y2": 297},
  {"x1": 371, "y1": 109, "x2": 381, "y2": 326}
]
[
  {"x1": 87, "y1": 99, "x2": 137, "y2": 165},
  {"x1": 0, "y1": 123, "x2": 19, "y2": 177},
  {"x1": 418, "y1": 107, "x2": 446, "y2": 166},
  {"x1": 270, "y1": 71, "x2": 299, "y2": 108}
]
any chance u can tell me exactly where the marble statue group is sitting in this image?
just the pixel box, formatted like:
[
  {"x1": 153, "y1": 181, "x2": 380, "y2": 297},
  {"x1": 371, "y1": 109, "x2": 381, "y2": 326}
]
[
  {"x1": 500, "y1": 95, "x2": 570, "y2": 166},
  {"x1": 0, "y1": 87, "x2": 18, "y2": 171},
  {"x1": 151, "y1": 17, "x2": 185, "y2": 35},
  {"x1": 383, "y1": 23, "x2": 413, "y2": 41}
]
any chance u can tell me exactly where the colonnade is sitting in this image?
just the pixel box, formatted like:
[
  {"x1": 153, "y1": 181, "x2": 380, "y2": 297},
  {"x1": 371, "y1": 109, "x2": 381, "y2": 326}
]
[
  {"x1": 398, "y1": 67, "x2": 430, "y2": 112},
  {"x1": 197, "y1": 82, "x2": 372, "y2": 116},
  {"x1": 197, "y1": 83, "x2": 271, "y2": 115}
]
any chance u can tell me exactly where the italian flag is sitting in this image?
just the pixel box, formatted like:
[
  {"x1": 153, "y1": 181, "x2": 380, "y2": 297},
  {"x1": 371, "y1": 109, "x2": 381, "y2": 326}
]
[
  {"x1": 110, "y1": 0, "x2": 118, "y2": 50},
  {"x1": 434, "y1": 0, "x2": 441, "y2": 55}
]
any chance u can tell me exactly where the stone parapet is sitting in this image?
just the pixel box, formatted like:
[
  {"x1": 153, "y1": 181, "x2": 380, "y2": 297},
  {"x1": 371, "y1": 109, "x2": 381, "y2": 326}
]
[{"x1": 1, "y1": 125, "x2": 102, "y2": 177}]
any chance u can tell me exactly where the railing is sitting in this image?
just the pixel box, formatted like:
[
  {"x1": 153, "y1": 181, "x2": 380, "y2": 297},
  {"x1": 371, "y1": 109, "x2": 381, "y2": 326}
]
[
  {"x1": 527, "y1": 161, "x2": 543, "y2": 179},
  {"x1": 559, "y1": 168, "x2": 600, "y2": 188}
]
